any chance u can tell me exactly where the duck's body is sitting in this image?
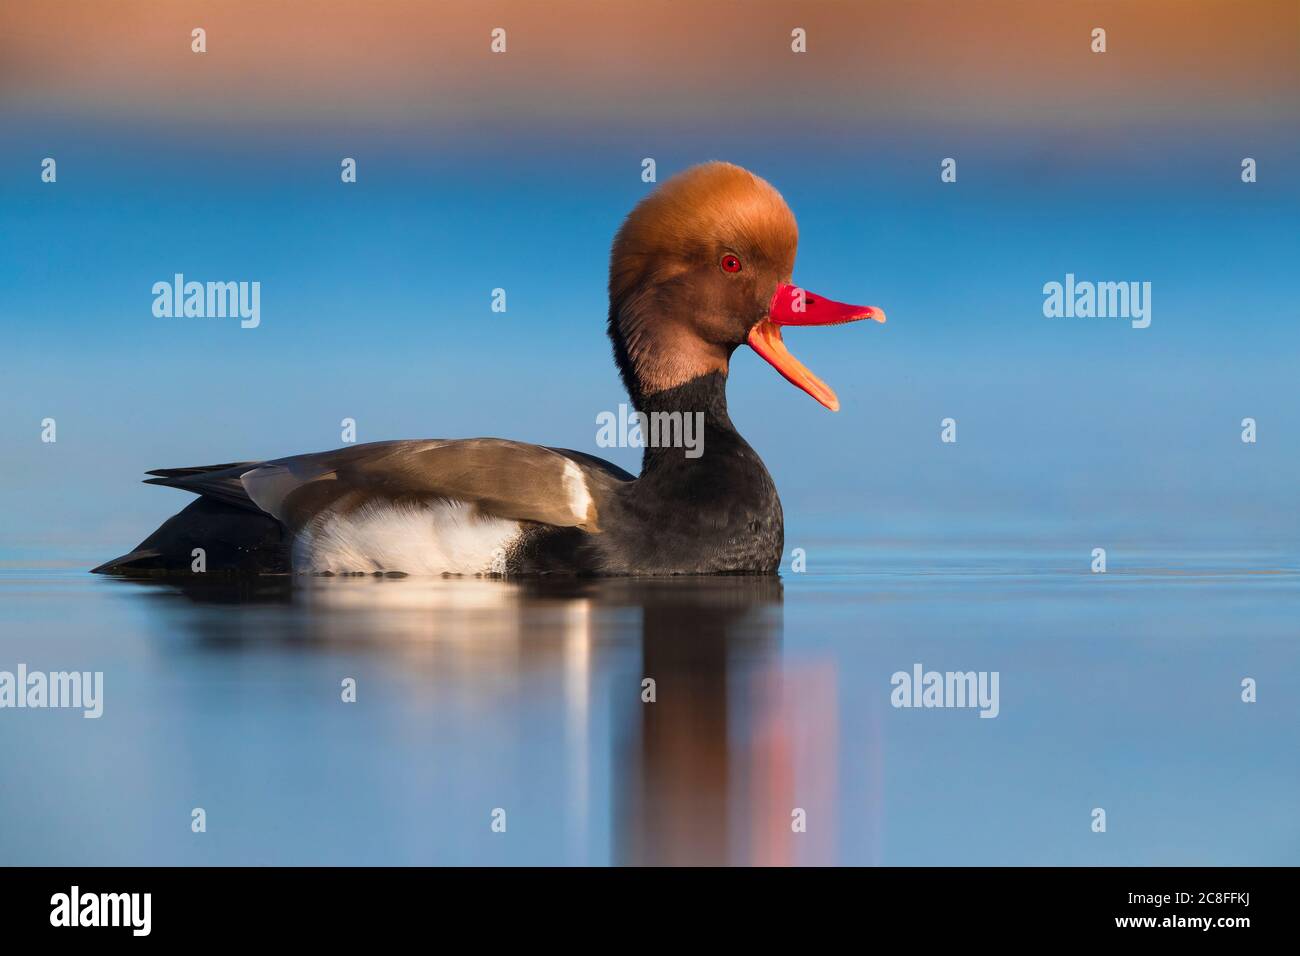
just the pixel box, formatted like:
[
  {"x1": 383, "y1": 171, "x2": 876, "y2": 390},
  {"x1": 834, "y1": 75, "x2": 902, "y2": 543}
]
[
  {"x1": 94, "y1": 163, "x2": 880, "y2": 578},
  {"x1": 98, "y1": 373, "x2": 782, "y2": 576}
]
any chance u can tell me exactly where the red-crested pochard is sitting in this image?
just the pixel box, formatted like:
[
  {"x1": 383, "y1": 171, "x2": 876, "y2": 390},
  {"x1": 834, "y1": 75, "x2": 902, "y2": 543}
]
[{"x1": 93, "y1": 162, "x2": 884, "y2": 576}]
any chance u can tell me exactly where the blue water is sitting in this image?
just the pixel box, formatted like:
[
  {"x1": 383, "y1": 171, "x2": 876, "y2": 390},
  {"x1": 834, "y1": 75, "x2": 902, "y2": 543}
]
[{"x1": 1, "y1": 539, "x2": 1295, "y2": 866}]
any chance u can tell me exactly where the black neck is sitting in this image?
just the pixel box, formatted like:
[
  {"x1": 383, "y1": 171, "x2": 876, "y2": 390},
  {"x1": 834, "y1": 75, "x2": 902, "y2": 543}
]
[
  {"x1": 612, "y1": 368, "x2": 784, "y2": 574},
  {"x1": 634, "y1": 371, "x2": 738, "y2": 477}
]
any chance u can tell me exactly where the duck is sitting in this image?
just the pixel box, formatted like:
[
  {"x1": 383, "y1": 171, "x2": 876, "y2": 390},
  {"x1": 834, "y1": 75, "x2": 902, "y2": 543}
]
[{"x1": 93, "y1": 162, "x2": 884, "y2": 577}]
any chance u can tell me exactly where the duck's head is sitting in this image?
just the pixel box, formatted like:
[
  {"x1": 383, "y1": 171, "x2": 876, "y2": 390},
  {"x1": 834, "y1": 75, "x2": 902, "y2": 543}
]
[{"x1": 608, "y1": 161, "x2": 884, "y2": 412}]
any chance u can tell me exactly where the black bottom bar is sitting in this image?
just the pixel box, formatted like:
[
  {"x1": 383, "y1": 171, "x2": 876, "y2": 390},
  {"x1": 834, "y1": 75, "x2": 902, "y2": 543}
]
[{"x1": 0, "y1": 866, "x2": 1275, "y2": 940}]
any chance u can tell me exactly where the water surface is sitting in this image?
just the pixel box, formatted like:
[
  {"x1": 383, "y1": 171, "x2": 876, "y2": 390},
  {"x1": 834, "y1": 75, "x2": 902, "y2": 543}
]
[{"x1": 0, "y1": 541, "x2": 1296, "y2": 866}]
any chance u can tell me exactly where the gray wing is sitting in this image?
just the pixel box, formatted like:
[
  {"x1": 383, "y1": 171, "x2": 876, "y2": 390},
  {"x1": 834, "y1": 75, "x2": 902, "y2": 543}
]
[{"x1": 237, "y1": 439, "x2": 631, "y2": 534}]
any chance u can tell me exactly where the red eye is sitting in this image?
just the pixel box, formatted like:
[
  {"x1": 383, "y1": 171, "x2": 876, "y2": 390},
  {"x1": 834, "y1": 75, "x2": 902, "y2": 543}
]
[{"x1": 720, "y1": 254, "x2": 742, "y2": 273}]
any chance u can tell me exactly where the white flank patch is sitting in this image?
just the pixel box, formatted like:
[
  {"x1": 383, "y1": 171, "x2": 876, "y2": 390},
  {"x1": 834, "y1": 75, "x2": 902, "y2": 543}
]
[
  {"x1": 561, "y1": 459, "x2": 594, "y2": 525},
  {"x1": 293, "y1": 500, "x2": 521, "y2": 575}
]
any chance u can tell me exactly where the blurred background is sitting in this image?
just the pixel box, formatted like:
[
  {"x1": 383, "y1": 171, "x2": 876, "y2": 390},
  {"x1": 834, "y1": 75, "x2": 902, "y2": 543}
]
[{"x1": 1, "y1": 0, "x2": 1297, "y2": 553}]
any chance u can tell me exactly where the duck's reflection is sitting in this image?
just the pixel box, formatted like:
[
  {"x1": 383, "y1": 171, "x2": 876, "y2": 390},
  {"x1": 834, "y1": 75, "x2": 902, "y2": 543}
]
[
  {"x1": 613, "y1": 576, "x2": 781, "y2": 865},
  {"x1": 108, "y1": 572, "x2": 834, "y2": 865}
]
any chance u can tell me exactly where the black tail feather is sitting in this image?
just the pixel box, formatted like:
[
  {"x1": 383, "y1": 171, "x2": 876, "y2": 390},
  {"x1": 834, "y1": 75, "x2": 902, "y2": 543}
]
[
  {"x1": 144, "y1": 462, "x2": 248, "y2": 478},
  {"x1": 93, "y1": 489, "x2": 288, "y2": 575}
]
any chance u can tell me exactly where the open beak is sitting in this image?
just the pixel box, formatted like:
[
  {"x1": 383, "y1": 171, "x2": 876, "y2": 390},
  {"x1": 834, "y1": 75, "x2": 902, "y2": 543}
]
[{"x1": 747, "y1": 283, "x2": 885, "y2": 411}]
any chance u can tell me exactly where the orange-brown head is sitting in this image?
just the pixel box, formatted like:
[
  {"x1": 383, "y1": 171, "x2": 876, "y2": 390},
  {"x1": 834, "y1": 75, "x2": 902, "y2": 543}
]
[{"x1": 607, "y1": 161, "x2": 884, "y2": 411}]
